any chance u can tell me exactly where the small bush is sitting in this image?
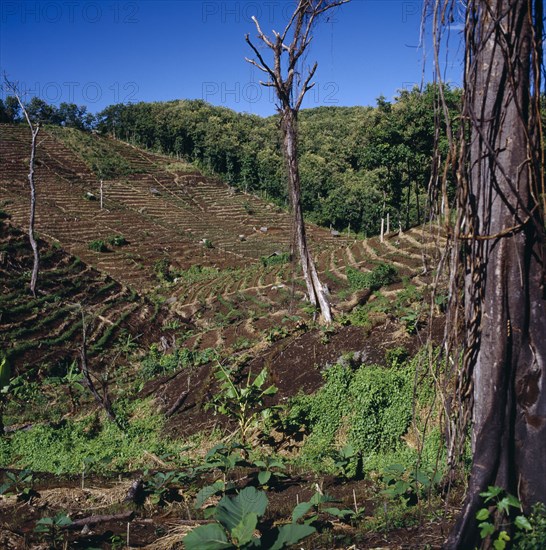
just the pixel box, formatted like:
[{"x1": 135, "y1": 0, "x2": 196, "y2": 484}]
[
  {"x1": 140, "y1": 344, "x2": 218, "y2": 379},
  {"x1": 88, "y1": 240, "x2": 108, "y2": 253},
  {"x1": 346, "y1": 262, "x2": 398, "y2": 291},
  {"x1": 153, "y1": 258, "x2": 172, "y2": 282},
  {"x1": 260, "y1": 252, "x2": 290, "y2": 267},
  {"x1": 108, "y1": 235, "x2": 128, "y2": 247}
]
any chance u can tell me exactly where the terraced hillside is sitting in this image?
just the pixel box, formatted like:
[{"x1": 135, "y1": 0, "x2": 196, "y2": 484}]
[
  {"x1": 0, "y1": 124, "x2": 345, "y2": 292},
  {"x1": 0, "y1": 219, "x2": 165, "y2": 373},
  {"x1": 1, "y1": 121, "x2": 447, "y2": 377}
]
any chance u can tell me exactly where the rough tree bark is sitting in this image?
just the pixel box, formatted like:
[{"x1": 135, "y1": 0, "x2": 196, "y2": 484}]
[
  {"x1": 4, "y1": 78, "x2": 40, "y2": 296},
  {"x1": 245, "y1": 0, "x2": 348, "y2": 323},
  {"x1": 445, "y1": 0, "x2": 546, "y2": 547}
]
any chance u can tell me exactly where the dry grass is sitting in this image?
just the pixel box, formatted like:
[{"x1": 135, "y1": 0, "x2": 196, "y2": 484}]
[{"x1": 38, "y1": 481, "x2": 131, "y2": 511}]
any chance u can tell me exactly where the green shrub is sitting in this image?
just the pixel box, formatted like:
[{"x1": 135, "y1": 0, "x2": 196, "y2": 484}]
[
  {"x1": 107, "y1": 235, "x2": 128, "y2": 247},
  {"x1": 140, "y1": 344, "x2": 218, "y2": 379},
  {"x1": 153, "y1": 258, "x2": 172, "y2": 282},
  {"x1": 346, "y1": 262, "x2": 398, "y2": 291},
  {"x1": 260, "y1": 252, "x2": 290, "y2": 267},
  {"x1": 88, "y1": 239, "x2": 108, "y2": 253},
  {"x1": 284, "y1": 351, "x2": 439, "y2": 474},
  {"x1": 515, "y1": 502, "x2": 546, "y2": 549}
]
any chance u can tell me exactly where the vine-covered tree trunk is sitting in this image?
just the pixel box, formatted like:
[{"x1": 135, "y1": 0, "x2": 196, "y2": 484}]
[
  {"x1": 282, "y1": 109, "x2": 332, "y2": 322},
  {"x1": 446, "y1": 0, "x2": 546, "y2": 547}
]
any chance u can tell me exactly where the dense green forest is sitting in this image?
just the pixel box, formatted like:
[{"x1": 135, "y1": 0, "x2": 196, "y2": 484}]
[
  {"x1": 95, "y1": 85, "x2": 461, "y2": 235},
  {"x1": 1, "y1": 84, "x2": 461, "y2": 235}
]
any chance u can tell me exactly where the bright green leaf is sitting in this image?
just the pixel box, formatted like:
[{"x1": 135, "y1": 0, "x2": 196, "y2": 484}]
[{"x1": 183, "y1": 523, "x2": 233, "y2": 550}]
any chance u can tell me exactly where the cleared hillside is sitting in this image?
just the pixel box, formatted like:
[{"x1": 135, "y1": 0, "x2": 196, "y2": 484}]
[{"x1": 0, "y1": 124, "x2": 346, "y2": 292}]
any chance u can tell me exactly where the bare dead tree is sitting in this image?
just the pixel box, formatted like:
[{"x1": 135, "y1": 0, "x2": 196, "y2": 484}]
[
  {"x1": 4, "y1": 77, "x2": 40, "y2": 296},
  {"x1": 79, "y1": 307, "x2": 123, "y2": 430},
  {"x1": 426, "y1": 0, "x2": 546, "y2": 547},
  {"x1": 245, "y1": 0, "x2": 348, "y2": 323}
]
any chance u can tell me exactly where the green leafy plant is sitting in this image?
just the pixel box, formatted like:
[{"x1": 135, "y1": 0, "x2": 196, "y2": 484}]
[
  {"x1": 88, "y1": 239, "x2": 108, "y2": 252},
  {"x1": 34, "y1": 512, "x2": 72, "y2": 547},
  {"x1": 252, "y1": 455, "x2": 286, "y2": 487},
  {"x1": 143, "y1": 470, "x2": 189, "y2": 506},
  {"x1": 0, "y1": 469, "x2": 35, "y2": 500},
  {"x1": 264, "y1": 325, "x2": 290, "y2": 343},
  {"x1": 108, "y1": 234, "x2": 128, "y2": 246},
  {"x1": 260, "y1": 252, "x2": 290, "y2": 267},
  {"x1": 153, "y1": 258, "x2": 172, "y2": 282},
  {"x1": 332, "y1": 444, "x2": 362, "y2": 480},
  {"x1": 346, "y1": 262, "x2": 398, "y2": 291},
  {"x1": 476, "y1": 487, "x2": 532, "y2": 549},
  {"x1": 291, "y1": 489, "x2": 354, "y2": 524},
  {"x1": 381, "y1": 463, "x2": 441, "y2": 506},
  {"x1": 208, "y1": 365, "x2": 278, "y2": 444},
  {"x1": 194, "y1": 443, "x2": 249, "y2": 510},
  {"x1": 186, "y1": 486, "x2": 315, "y2": 549},
  {"x1": 514, "y1": 502, "x2": 546, "y2": 549}
]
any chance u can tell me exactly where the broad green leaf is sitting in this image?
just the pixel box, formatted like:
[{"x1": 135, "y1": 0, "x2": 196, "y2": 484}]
[
  {"x1": 481, "y1": 486, "x2": 503, "y2": 502},
  {"x1": 292, "y1": 501, "x2": 314, "y2": 523},
  {"x1": 195, "y1": 481, "x2": 225, "y2": 509},
  {"x1": 323, "y1": 507, "x2": 353, "y2": 518},
  {"x1": 55, "y1": 514, "x2": 72, "y2": 527},
  {"x1": 262, "y1": 385, "x2": 278, "y2": 396},
  {"x1": 476, "y1": 508, "x2": 490, "y2": 521},
  {"x1": 479, "y1": 521, "x2": 495, "y2": 539},
  {"x1": 268, "y1": 523, "x2": 316, "y2": 550},
  {"x1": 231, "y1": 512, "x2": 258, "y2": 546},
  {"x1": 215, "y1": 487, "x2": 268, "y2": 532},
  {"x1": 497, "y1": 497, "x2": 512, "y2": 515},
  {"x1": 258, "y1": 471, "x2": 272, "y2": 486},
  {"x1": 184, "y1": 523, "x2": 232, "y2": 550},
  {"x1": 0, "y1": 357, "x2": 10, "y2": 389},
  {"x1": 310, "y1": 491, "x2": 336, "y2": 505},
  {"x1": 505, "y1": 494, "x2": 521, "y2": 509},
  {"x1": 412, "y1": 469, "x2": 431, "y2": 486},
  {"x1": 514, "y1": 515, "x2": 532, "y2": 531},
  {"x1": 493, "y1": 531, "x2": 510, "y2": 550},
  {"x1": 252, "y1": 368, "x2": 267, "y2": 388}
]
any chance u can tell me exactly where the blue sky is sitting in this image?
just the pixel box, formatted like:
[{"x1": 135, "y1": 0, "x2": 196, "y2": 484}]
[{"x1": 0, "y1": 0, "x2": 464, "y2": 117}]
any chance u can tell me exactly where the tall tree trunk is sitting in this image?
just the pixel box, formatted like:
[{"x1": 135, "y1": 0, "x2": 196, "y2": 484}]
[
  {"x1": 28, "y1": 125, "x2": 40, "y2": 296},
  {"x1": 281, "y1": 109, "x2": 332, "y2": 323},
  {"x1": 446, "y1": 0, "x2": 546, "y2": 547}
]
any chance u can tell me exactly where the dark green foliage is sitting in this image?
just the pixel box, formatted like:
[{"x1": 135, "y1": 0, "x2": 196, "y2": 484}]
[
  {"x1": 283, "y1": 353, "x2": 436, "y2": 472},
  {"x1": 153, "y1": 258, "x2": 172, "y2": 282},
  {"x1": 260, "y1": 252, "x2": 290, "y2": 267},
  {"x1": 346, "y1": 263, "x2": 398, "y2": 291},
  {"x1": 186, "y1": 486, "x2": 316, "y2": 549},
  {"x1": 94, "y1": 85, "x2": 461, "y2": 235},
  {"x1": 514, "y1": 503, "x2": 546, "y2": 549},
  {"x1": 108, "y1": 235, "x2": 128, "y2": 247},
  {"x1": 140, "y1": 344, "x2": 218, "y2": 379},
  {"x1": 88, "y1": 239, "x2": 108, "y2": 253}
]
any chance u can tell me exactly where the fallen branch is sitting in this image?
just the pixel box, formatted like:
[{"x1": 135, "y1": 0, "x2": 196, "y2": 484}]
[
  {"x1": 66, "y1": 511, "x2": 134, "y2": 529},
  {"x1": 164, "y1": 375, "x2": 192, "y2": 417}
]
